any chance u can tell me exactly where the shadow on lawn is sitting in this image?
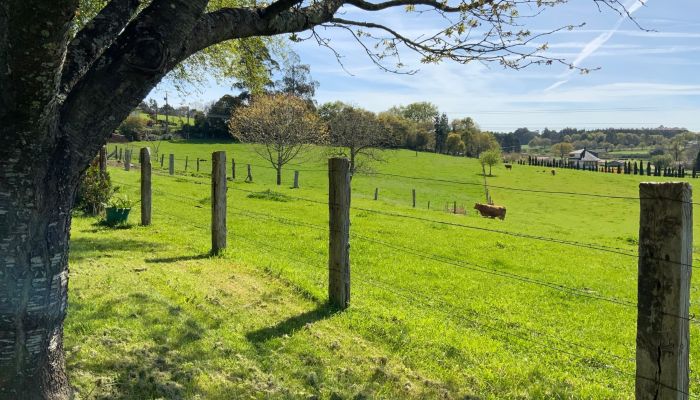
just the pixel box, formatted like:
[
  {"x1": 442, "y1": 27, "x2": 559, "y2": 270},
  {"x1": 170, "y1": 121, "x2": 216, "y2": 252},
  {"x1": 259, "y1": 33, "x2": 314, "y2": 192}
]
[
  {"x1": 246, "y1": 302, "x2": 338, "y2": 344},
  {"x1": 144, "y1": 253, "x2": 212, "y2": 263},
  {"x1": 68, "y1": 291, "x2": 215, "y2": 399},
  {"x1": 69, "y1": 237, "x2": 163, "y2": 263}
]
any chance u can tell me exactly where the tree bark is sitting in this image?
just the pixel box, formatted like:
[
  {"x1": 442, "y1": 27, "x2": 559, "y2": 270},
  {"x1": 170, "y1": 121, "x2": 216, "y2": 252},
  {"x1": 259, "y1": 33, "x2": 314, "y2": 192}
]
[
  {"x1": 276, "y1": 152, "x2": 283, "y2": 185},
  {"x1": 0, "y1": 146, "x2": 74, "y2": 399}
]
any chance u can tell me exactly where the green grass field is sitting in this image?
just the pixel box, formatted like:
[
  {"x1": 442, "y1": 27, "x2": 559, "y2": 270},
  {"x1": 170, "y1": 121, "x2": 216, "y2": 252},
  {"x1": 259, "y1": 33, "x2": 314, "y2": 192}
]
[{"x1": 66, "y1": 140, "x2": 700, "y2": 399}]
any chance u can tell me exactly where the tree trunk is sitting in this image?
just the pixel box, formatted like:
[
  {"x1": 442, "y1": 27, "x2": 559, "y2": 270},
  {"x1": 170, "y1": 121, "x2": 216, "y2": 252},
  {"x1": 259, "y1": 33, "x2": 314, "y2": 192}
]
[
  {"x1": 276, "y1": 153, "x2": 283, "y2": 185},
  {"x1": 0, "y1": 149, "x2": 74, "y2": 399}
]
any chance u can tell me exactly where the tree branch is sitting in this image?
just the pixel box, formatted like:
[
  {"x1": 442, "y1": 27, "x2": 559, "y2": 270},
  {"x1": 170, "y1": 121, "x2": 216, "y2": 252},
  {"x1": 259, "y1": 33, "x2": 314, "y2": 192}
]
[
  {"x1": 61, "y1": 0, "x2": 142, "y2": 94},
  {"x1": 60, "y1": 0, "x2": 209, "y2": 163}
]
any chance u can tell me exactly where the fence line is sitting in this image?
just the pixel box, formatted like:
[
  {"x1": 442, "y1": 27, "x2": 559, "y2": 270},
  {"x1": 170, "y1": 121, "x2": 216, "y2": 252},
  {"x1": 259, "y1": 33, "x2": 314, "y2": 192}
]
[{"x1": 105, "y1": 151, "x2": 697, "y2": 397}]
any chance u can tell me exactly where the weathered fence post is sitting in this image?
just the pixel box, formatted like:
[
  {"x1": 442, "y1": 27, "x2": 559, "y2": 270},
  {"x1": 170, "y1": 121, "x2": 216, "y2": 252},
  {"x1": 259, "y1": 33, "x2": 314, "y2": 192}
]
[
  {"x1": 124, "y1": 150, "x2": 131, "y2": 171},
  {"x1": 211, "y1": 151, "x2": 227, "y2": 254},
  {"x1": 293, "y1": 170, "x2": 300, "y2": 188},
  {"x1": 636, "y1": 182, "x2": 692, "y2": 400},
  {"x1": 197, "y1": 158, "x2": 201, "y2": 172},
  {"x1": 245, "y1": 164, "x2": 253, "y2": 182},
  {"x1": 453, "y1": 201, "x2": 457, "y2": 214},
  {"x1": 118, "y1": 147, "x2": 123, "y2": 161},
  {"x1": 169, "y1": 154, "x2": 174, "y2": 175},
  {"x1": 185, "y1": 156, "x2": 189, "y2": 171},
  {"x1": 329, "y1": 157, "x2": 351, "y2": 310},
  {"x1": 412, "y1": 189, "x2": 416, "y2": 208},
  {"x1": 99, "y1": 146, "x2": 107, "y2": 174},
  {"x1": 231, "y1": 159, "x2": 236, "y2": 180},
  {"x1": 374, "y1": 188, "x2": 378, "y2": 200},
  {"x1": 140, "y1": 148, "x2": 152, "y2": 226},
  {"x1": 428, "y1": 201, "x2": 430, "y2": 210},
  {"x1": 160, "y1": 154, "x2": 164, "y2": 168}
]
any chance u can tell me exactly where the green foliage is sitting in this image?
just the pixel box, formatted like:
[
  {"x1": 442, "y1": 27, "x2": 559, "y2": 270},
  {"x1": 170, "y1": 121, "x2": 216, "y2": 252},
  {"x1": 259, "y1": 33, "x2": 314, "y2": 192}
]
[
  {"x1": 108, "y1": 194, "x2": 138, "y2": 209},
  {"x1": 651, "y1": 154, "x2": 673, "y2": 170},
  {"x1": 433, "y1": 113, "x2": 449, "y2": 153},
  {"x1": 386, "y1": 102, "x2": 438, "y2": 123},
  {"x1": 75, "y1": 164, "x2": 113, "y2": 216},
  {"x1": 118, "y1": 115, "x2": 148, "y2": 141},
  {"x1": 445, "y1": 133, "x2": 465, "y2": 155},
  {"x1": 479, "y1": 148, "x2": 502, "y2": 176}
]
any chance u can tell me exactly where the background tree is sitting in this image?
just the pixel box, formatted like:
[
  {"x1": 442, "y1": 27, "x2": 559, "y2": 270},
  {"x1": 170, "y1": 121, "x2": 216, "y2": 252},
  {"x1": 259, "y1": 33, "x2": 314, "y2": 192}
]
[
  {"x1": 434, "y1": 113, "x2": 450, "y2": 154},
  {"x1": 184, "y1": 93, "x2": 249, "y2": 139},
  {"x1": 271, "y1": 54, "x2": 318, "y2": 105},
  {"x1": 551, "y1": 142, "x2": 574, "y2": 160},
  {"x1": 445, "y1": 133, "x2": 465, "y2": 155},
  {"x1": 470, "y1": 132, "x2": 500, "y2": 158},
  {"x1": 230, "y1": 94, "x2": 326, "y2": 185},
  {"x1": 117, "y1": 115, "x2": 148, "y2": 141},
  {"x1": 388, "y1": 102, "x2": 438, "y2": 124},
  {"x1": 479, "y1": 149, "x2": 502, "y2": 176},
  {"x1": 0, "y1": 0, "x2": 639, "y2": 396},
  {"x1": 322, "y1": 103, "x2": 392, "y2": 174}
]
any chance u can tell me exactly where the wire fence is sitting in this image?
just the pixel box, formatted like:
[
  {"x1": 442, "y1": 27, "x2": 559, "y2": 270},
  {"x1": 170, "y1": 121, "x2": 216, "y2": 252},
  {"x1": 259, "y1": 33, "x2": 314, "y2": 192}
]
[{"x1": 105, "y1": 150, "x2": 700, "y2": 397}]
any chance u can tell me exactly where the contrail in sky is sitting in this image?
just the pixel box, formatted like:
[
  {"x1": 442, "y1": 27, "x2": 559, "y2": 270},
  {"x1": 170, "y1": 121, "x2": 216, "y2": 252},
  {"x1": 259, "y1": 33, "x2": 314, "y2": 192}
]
[{"x1": 545, "y1": 0, "x2": 648, "y2": 91}]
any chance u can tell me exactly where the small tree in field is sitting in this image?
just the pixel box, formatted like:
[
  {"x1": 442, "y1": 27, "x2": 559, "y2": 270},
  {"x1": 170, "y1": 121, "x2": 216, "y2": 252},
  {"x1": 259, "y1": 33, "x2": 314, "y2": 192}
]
[
  {"x1": 551, "y1": 142, "x2": 574, "y2": 160},
  {"x1": 230, "y1": 94, "x2": 327, "y2": 185},
  {"x1": 479, "y1": 149, "x2": 502, "y2": 176},
  {"x1": 322, "y1": 103, "x2": 394, "y2": 174}
]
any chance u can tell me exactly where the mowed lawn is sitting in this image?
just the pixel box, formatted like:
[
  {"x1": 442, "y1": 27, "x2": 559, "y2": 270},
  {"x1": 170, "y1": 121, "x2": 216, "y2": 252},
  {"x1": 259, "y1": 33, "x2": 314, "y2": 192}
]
[{"x1": 66, "y1": 140, "x2": 700, "y2": 399}]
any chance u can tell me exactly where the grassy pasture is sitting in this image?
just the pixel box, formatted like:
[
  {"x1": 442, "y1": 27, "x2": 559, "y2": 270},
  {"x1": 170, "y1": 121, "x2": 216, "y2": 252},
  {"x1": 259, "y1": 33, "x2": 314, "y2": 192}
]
[{"x1": 66, "y1": 140, "x2": 700, "y2": 399}]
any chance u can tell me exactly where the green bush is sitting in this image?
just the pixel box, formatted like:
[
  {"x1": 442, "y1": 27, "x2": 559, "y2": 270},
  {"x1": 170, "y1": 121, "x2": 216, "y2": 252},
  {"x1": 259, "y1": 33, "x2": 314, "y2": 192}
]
[
  {"x1": 76, "y1": 164, "x2": 114, "y2": 216},
  {"x1": 118, "y1": 115, "x2": 147, "y2": 141}
]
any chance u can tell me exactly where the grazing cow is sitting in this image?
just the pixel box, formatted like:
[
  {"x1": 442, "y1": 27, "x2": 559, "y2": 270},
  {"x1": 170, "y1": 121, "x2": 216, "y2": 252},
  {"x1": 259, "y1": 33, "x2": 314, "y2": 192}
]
[
  {"x1": 474, "y1": 203, "x2": 507, "y2": 220},
  {"x1": 551, "y1": 169, "x2": 556, "y2": 176},
  {"x1": 504, "y1": 164, "x2": 512, "y2": 171}
]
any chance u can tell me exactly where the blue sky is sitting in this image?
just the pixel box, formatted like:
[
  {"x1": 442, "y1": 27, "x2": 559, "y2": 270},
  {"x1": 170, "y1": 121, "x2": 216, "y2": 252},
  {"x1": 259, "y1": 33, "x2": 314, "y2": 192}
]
[{"x1": 150, "y1": 0, "x2": 700, "y2": 132}]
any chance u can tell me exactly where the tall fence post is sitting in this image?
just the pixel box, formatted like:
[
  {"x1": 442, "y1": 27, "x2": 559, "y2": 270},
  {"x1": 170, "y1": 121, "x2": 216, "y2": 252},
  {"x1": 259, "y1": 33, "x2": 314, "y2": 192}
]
[
  {"x1": 374, "y1": 188, "x2": 378, "y2": 201},
  {"x1": 185, "y1": 156, "x2": 189, "y2": 171},
  {"x1": 231, "y1": 159, "x2": 236, "y2": 180},
  {"x1": 245, "y1": 164, "x2": 253, "y2": 183},
  {"x1": 140, "y1": 148, "x2": 152, "y2": 226},
  {"x1": 636, "y1": 182, "x2": 692, "y2": 400},
  {"x1": 211, "y1": 151, "x2": 227, "y2": 254},
  {"x1": 160, "y1": 154, "x2": 164, "y2": 168},
  {"x1": 124, "y1": 150, "x2": 131, "y2": 171},
  {"x1": 412, "y1": 189, "x2": 416, "y2": 208},
  {"x1": 99, "y1": 146, "x2": 107, "y2": 174},
  {"x1": 169, "y1": 154, "x2": 175, "y2": 175},
  {"x1": 329, "y1": 157, "x2": 351, "y2": 310},
  {"x1": 293, "y1": 170, "x2": 300, "y2": 189}
]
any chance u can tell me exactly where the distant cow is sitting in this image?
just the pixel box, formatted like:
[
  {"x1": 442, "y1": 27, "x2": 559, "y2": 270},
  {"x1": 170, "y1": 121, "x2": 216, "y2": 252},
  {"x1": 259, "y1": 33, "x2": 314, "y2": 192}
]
[
  {"x1": 504, "y1": 164, "x2": 512, "y2": 171},
  {"x1": 551, "y1": 169, "x2": 556, "y2": 176},
  {"x1": 474, "y1": 203, "x2": 506, "y2": 220}
]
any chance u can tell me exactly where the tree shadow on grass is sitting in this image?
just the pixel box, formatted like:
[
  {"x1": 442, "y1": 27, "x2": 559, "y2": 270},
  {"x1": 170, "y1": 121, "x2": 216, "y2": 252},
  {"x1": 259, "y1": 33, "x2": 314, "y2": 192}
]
[
  {"x1": 67, "y1": 291, "x2": 215, "y2": 399},
  {"x1": 144, "y1": 253, "x2": 212, "y2": 263},
  {"x1": 245, "y1": 302, "x2": 338, "y2": 344},
  {"x1": 69, "y1": 237, "x2": 163, "y2": 263}
]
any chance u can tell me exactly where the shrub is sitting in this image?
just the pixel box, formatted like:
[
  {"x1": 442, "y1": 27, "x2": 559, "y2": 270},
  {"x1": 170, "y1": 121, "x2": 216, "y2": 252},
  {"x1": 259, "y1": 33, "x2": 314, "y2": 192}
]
[
  {"x1": 76, "y1": 164, "x2": 114, "y2": 216},
  {"x1": 118, "y1": 115, "x2": 147, "y2": 141}
]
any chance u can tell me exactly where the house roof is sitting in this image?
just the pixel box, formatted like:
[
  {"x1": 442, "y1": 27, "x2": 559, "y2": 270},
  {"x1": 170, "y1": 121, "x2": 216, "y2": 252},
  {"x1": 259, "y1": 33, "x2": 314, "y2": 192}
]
[{"x1": 579, "y1": 152, "x2": 602, "y2": 162}]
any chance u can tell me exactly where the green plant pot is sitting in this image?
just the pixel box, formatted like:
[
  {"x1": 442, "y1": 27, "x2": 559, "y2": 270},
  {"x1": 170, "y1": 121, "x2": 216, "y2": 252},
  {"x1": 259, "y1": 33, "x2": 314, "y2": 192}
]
[{"x1": 105, "y1": 207, "x2": 131, "y2": 225}]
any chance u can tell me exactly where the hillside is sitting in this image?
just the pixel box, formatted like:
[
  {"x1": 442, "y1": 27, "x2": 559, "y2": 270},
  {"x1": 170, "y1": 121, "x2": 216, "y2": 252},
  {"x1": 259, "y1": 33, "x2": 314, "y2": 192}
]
[{"x1": 66, "y1": 140, "x2": 700, "y2": 399}]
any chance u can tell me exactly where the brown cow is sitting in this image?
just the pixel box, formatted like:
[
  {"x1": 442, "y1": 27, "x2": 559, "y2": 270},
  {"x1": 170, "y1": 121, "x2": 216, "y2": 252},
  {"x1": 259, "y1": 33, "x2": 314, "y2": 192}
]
[
  {"x1": 551, "y1": 169, "x2": 556, "y2": 176},
  {"x1": 504, "y1": 164, "x2": 512, "y2": 170},
  {"x1": 474, "y1": 203, "x2": 506, "y2": 220}
]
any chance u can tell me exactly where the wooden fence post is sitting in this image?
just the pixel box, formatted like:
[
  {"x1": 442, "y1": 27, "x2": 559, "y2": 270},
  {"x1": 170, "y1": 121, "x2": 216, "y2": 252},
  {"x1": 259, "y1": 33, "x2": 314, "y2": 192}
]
[
  {"x1": 231, "y1": 159, "x2": 236, "y2": 180},
  {"x1": 185, "y1": 156, "x2": 189, "y2": 171},
  {"x1": 140, "y1": 148, "x2": 152, "y2": 226},
  {"x1": 211, "y1": 151, "x2": 227, "y2": 254},
  {"x1": 412, "y1": 189, "x2": 416, "y2": 208},
  {"x1": 374, "y1": 187, "x2": 378, "y2": 201},
  {"x1": 245, "y1": 164, "x2": 253, "y2": 183},
  {"x1": 293, "y1": 171, "x2": 299, "y2": 188},
  {"x1": 197, "y1": 158, "x2": 201, "y2": 172},
  {"x1": 428, "y1": 201, "x2": 430, "y2": 210},
  {"x1": 118, "y1": 147, "x2": 122, "y2": 161},
  {"x1": 453, "y1": 201, "x2": 457, "y2": 214},
  {"x1": 636, "y1": 182, "x2": 692, "y2": 400},
  {"x1": 329, "y1": 157, "x2": 351, "y2": 310},
  {"x1": 160, "y1": 154, "x2": 164, "y2": 168},
  {"x1": 124, "y1": 150, "x2": 131, "y2": 171},
  {"x1": 99, "y1": 146, "x2": 107, "y2": 174},
  {"x1": 169, "y1": 154, "x2": 174, "y2": 175}
]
